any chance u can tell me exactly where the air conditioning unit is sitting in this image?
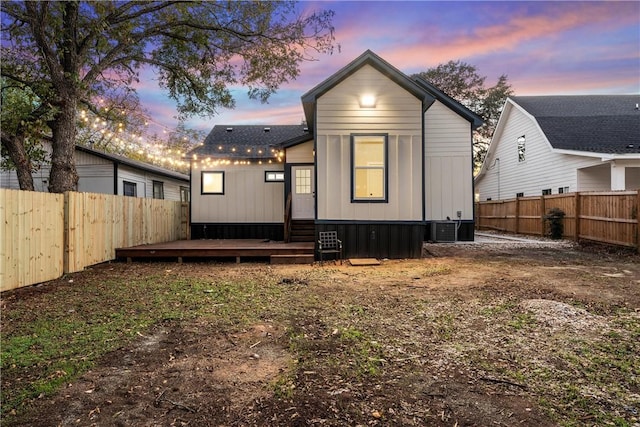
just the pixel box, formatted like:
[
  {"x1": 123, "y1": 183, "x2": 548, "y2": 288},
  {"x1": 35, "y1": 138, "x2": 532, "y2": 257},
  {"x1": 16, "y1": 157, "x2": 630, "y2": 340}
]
[{"x1": 431, "y1": 221, "x2": 457, "y2": 243}]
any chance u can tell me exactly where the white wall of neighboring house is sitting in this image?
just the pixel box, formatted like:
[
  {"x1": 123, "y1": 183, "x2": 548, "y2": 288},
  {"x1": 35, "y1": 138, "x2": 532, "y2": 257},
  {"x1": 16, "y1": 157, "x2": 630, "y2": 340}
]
[
  {"x1": 475, "y1": 103, "x2": 629, "y2": 201},
  {"x1": 1, "y1": 146, "x2": 188, "y2": 201}
]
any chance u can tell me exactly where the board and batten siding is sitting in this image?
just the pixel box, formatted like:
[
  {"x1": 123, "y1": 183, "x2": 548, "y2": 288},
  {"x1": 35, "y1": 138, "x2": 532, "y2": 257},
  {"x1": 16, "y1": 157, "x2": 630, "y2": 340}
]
[
  {"x1": 424, "y1": 100, "x2": 474, "y2": 221},
  {"x1": 285, "y1": 140, "x2": 314, "y2": 163},
  {"x1": 476, "y1": 105, "x2": 617, "y2": 201},
  {"x1": 191, "y1": 163, "x2": 284, "y2": 223},
  {"x1": 315, "y1": 64, "x2": 423, "y2": 221}
]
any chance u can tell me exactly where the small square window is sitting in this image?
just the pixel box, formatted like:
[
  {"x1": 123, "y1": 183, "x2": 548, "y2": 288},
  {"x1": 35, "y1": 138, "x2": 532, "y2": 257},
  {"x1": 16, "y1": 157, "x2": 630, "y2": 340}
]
[
  {"x1": 123, "y1": 181, "x2": 137, "y2": 197},
  {"x1": 153, "y1": 181, "x2": 164, "y2": 199},
  {"x1": 265, "y1": 171, "x2": 285, "y2": 182},
  {"x1": 542, "y1": 189, "x2": 552, "y2": 195},
  {"x1": 516, "y1": 192, "x2": 524, "y2": 198},
  {"x1": 180, "y1": 186, "x2": 190, "y2": 202},
  {"x1": 202, "y1": 171, "x2": 224, "y2": 194}
]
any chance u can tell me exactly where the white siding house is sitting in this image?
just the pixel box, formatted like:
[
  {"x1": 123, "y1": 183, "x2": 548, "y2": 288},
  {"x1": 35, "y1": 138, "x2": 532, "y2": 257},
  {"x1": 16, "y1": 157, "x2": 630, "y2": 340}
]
[
  {"x1": 1, "y1": 145, "x2": 190, "y2": 201},
  {"x1": 475, "y1": 96, "x2": 640, "y2": 201},
  {"x1": 190, "y1": 50, "x2": 483, "y2": 258}
]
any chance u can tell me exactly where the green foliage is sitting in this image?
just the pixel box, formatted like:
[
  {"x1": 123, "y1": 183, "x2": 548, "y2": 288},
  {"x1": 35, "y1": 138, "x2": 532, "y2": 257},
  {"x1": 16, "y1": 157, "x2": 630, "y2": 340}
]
[
  {"x1": 412, "y1": 61, "x2": 513, "y2": 171},
  {"x1": 1, "y1": 0, "x2": 337, "y2": 191},
  {"x1": 544, "y1": 208, "x2": 566, "y2": 239},
  {"x1": 0, "y1": 78, "x2": 51, "y2": 172}
]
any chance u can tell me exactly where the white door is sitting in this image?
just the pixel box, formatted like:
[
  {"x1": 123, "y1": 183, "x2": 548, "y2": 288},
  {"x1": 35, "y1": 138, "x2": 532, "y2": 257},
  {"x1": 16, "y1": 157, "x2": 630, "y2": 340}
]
[{"x1": 292, "y1": 166, "x2": 314, "y2": 219}]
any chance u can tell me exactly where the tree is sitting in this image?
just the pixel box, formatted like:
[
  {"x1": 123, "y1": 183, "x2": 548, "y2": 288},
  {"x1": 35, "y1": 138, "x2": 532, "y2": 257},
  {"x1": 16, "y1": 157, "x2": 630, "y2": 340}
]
[
  {"x1": 1, "y1": 1, "x2": 336, "y2": 192},
  {"x1": 412, "y1": 61, "x2": 513, "y2": 171},
  {"x1": 0, "y1": 75, "x2": 52, "y2": 191}
]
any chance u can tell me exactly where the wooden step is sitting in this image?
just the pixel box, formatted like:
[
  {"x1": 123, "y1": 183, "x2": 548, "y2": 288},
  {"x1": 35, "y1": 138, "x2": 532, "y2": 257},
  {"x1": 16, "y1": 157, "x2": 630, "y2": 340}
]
[{"x1": 270, "y1": 254, "x2": 315, "y2": 265}]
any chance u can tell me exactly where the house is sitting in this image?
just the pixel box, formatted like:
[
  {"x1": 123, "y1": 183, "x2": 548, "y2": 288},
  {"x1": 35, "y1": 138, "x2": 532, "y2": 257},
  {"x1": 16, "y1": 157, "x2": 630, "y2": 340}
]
[
  {"x1": 1, "y1": 144, "x2": 190, "y2": 201},
  {"x1": 189, "y1": 50, "x2": 483, "y2": 258},
  {"x1": 475, "y1": 95, "x2": 640, "y2": 201}
]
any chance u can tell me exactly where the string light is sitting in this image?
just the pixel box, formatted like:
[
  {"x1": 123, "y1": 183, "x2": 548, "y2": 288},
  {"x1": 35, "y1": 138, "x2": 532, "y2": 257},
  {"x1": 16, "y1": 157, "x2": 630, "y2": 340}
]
[{"x1": 78, "y1": 109, "x2": 288, "y2": 172}]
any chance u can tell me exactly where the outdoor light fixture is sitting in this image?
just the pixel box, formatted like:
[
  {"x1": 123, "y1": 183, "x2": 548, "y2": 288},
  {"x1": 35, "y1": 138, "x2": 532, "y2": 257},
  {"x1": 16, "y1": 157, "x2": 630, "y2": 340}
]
[{"x1": 359, "y1": 94, "x2": 376, "y2": 108}]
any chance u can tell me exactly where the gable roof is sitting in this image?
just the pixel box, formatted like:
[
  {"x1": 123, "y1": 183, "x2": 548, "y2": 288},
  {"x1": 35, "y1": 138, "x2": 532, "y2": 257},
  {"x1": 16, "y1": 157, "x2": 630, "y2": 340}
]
[
  {"x1": 512, "y1": 95, "x2": 640, "y2": 154},
  {"x1": 301, "y1": 50, "x2": 433, "y2": 129},
  {"x1": 190, "y1": 125, "x2": 310, "y2": 160},
  {"x1": 414, "y1": 78, "x2": 484, "y2": 129},
  {"x1": 76, "y1": 145, "x2": 189, "y2": 182}
]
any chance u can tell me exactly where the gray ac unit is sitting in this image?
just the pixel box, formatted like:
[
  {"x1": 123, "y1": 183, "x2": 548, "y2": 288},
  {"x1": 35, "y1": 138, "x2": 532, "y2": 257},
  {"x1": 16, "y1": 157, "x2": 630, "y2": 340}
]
[{"x1": 431, "y1": 221, "x2": 457, "y2": 243}]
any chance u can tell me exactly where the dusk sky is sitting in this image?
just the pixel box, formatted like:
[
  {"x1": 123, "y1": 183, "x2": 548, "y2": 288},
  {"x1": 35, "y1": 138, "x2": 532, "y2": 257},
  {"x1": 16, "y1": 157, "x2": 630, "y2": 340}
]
[{"x1": 136, "y1": 1, "x2": 640, "y2": 136}]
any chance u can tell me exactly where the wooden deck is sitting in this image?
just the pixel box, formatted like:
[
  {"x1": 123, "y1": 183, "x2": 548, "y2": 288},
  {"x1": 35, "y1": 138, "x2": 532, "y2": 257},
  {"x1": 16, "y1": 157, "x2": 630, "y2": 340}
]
[{"x1": 115, "y1": 239, "x2": 315, "y2": 264}]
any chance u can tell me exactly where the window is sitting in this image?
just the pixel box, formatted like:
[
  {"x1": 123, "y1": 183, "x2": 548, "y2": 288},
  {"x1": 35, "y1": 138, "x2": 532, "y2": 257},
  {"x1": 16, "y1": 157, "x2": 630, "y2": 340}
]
[
  {"x1": 542, "y1": 189, "x2": 552, "y2": 195},
  {"x1": 180, "y1": 186, "x2": 190, "y2": 202},
  {"x1": 558, "y1": 186, "x2": 569, "y2": 194},
  {"x1": 516, "y1": 192, "x2": 524, "y2": 198},
  {"x1": 265, "y1": 171, "x2": 285, "y2": 182},
  {"x1": 202, "y1": 171, "x2": 224, "y2": 194},
  {"x1": 153, "y1": 181, "x2": 164, "y2": 199},
  {"x1": 517, "y1": 135, "x2": 526, "y2": 162},
  {"x1": 351, "y1": 134, "x2": 387, "y2": 202},
  {"x1": 295, "y1": 168, "x2": 311, "y2": 194},
  {"x1": 123, "y1": 181, "x2": 137, "y2": 197}
]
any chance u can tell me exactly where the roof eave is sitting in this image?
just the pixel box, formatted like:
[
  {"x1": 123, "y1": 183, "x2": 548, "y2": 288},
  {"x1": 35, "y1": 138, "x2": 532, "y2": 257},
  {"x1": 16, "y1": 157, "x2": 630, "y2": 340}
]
[
  {"x1": 414, "y1": 77, "x2": 484, "y2": 129},
  {"x1": 76, "y1": 145, "x2": 189, "y2": 182}
]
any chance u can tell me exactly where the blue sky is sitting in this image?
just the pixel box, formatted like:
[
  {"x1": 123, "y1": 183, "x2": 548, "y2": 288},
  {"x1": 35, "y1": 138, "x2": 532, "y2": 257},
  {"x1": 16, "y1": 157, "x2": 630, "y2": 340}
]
[{"x1": 136, "y1": 0, "x2": 640, "y2": 135}]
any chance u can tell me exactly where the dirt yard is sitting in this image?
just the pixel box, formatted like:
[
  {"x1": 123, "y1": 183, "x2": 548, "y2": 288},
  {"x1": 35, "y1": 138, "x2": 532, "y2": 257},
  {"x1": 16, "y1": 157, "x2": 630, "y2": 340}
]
[{"x1": 2, "y1": 236, "x2": 639, "y2": 426}]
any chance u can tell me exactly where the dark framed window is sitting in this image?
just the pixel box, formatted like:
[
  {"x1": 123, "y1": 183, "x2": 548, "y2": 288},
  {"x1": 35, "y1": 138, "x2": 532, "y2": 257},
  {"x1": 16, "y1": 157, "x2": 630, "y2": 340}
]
[
  {"x1": 123, "y1": 181, "x2": 137, "y2": 197},
  {"x1": 153, "y1": 180, "x2": 164, "y2": 199},
  {"x1": 517, "y1": 135, "x2": 526, "y2": 162},
  {"x1": 516, "y1": 192, "x2": 524, "y2": 198},
  {"x1": 265, "y1": 171, "x2": 285, "y2": 182},
  {"x1": 542, "y1": 189, "x2": 552, "y2": 195},
  {"x1": 351, "y1": 134, "x2": 388, "y2": 202},
  {"x1": 202, "y1": 171, "x2": 224, "y2": 194},
  {"x1": 180, "y1": 186, "x2": 190, "y2": 202},
  {"x1": 558, "y1": 186, "x2": 569, "y2": 194}
]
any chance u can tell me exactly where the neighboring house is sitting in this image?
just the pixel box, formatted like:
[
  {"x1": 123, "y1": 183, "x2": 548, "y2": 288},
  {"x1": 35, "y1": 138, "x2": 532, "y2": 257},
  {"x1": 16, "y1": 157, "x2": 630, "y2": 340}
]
[
  {"x1": 475, "y1": 95, "x2": 640, "y2": 201},
  {"x1": 1, "y1": 144, "x2": 190, "y2": 202},
  {"x1": 189, "y1": 50, "x2": 483, "y2": 258}
]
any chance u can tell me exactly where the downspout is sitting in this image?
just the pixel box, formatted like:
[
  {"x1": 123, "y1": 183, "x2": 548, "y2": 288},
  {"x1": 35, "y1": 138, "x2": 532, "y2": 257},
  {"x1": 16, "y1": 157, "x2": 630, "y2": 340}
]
[{"x1": 113, "y1": 162, "x2": 118, "y2": 195}]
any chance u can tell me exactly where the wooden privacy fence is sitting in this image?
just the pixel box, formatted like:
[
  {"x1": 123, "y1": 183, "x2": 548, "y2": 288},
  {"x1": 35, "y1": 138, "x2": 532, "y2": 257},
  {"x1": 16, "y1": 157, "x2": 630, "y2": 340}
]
[
  {"x1": 475, "y1": 191, "x2": 639, "y2": 249},
  {"x1": 1, "y1": 189, "x2": 189, "y2": 292}
]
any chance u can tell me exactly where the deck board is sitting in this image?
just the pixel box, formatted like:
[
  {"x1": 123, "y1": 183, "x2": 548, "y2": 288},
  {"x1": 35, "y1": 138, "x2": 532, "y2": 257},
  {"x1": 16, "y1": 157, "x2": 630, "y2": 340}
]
[{"x1": 115, "y1": 239, "x2": 314, "y2": 261}]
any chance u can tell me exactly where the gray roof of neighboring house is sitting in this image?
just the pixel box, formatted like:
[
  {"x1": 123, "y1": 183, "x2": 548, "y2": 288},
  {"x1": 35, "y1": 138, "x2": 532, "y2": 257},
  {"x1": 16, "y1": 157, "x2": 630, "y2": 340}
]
[
  {"x1": 76, "y1": 145, "x2": 189, "y2": 182},
  {"x1": 190, "y1": 125, "x2": 311, "y2": 159},
  {"x1": 512, "y1": 95, "x2": 640, "y2": 154}
]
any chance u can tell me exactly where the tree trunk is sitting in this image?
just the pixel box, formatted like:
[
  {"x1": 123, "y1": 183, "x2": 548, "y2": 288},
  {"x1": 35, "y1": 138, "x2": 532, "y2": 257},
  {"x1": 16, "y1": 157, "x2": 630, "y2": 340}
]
[
  {"x1": 48, "y1": 96, "x2": 79, "y2": 193},
  {"x1": 1, "y1": 132, "x2": 36, "y2": 191}
]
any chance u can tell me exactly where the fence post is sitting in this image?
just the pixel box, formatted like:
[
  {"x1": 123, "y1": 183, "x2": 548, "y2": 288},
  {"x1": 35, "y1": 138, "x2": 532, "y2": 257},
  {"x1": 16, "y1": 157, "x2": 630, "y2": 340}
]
[
  {"x1": 574, "y1": 192, "x2": 581, "y2": 242},
  {"x1": 637, "y1": 191, "x2": 640, "y2": 253},
  {"x1": 515, "y1": 197, "x2": 520, "y2": 234},
  {"x1": 540, "y1": 195, "x2": 546, "y2": 236}
]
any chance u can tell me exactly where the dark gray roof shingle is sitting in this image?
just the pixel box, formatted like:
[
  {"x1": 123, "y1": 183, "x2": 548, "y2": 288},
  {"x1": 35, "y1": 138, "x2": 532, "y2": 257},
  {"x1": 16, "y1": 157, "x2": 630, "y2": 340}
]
[
  {"x1": 512, "y1": 95, "x2": 640, "y2": 154},
  {"x1": 190, "y1": 125, "x2": 311, "y2": 159}
]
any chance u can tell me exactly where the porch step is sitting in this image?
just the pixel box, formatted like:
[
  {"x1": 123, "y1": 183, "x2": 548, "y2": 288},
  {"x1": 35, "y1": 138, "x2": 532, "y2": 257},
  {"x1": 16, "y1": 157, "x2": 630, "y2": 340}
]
[
  {"x1": 290, "y1": 220, "x2": 315, "y2": 243},
  {"x1": 270, "y1": 254, "x2": 315, "y2": 265}
]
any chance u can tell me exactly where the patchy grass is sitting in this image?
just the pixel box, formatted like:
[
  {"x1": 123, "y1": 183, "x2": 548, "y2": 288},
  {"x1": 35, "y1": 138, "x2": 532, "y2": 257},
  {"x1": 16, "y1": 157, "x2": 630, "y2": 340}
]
[
  {"x1": 0, "y1": 272, "x2": 286, "y2": 419},
  {"x1": 2, "y1": 252, "x2": 639, "y2": 426}
]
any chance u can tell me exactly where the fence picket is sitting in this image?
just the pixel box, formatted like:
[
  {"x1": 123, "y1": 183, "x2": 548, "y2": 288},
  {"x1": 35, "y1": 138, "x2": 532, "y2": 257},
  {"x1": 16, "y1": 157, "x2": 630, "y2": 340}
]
[
  {"x1": 476, "y1": 191, "x2": 638, "y2": 249},
  {"x1": 1, "y1": 189, "x2": 189, "y2": 291}
]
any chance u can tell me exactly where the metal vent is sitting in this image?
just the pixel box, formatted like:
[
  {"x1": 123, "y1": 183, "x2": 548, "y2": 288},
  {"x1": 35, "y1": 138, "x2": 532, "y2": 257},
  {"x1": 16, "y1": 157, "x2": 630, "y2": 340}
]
[{"x1": 431, "y1": 221, "x2": 457, "y2": 243}]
